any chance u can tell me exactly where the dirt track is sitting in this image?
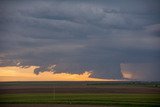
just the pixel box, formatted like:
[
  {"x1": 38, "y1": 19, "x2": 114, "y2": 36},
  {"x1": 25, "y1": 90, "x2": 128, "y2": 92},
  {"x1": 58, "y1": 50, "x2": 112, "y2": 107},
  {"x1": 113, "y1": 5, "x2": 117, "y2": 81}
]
[{"x1": 0, "y1": 85, "x2": 160, "y2": 94}]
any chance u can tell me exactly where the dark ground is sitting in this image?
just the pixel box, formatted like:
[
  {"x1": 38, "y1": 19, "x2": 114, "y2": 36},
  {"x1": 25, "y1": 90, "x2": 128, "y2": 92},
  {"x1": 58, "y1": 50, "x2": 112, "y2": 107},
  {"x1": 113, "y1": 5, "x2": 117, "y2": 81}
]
[
  {"x1": 0, "y1": 104, "x2": 115, "y2": 107},
  {"x1": 0, "y1": 85, "x2": 160, "y2": 94}
]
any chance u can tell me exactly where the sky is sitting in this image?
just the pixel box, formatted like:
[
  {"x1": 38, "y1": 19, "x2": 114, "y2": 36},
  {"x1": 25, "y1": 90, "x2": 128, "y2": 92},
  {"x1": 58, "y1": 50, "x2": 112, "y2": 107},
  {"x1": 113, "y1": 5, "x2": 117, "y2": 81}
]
[{"x1": 0, "y1": 0, "x2": 160, "y2": 81}]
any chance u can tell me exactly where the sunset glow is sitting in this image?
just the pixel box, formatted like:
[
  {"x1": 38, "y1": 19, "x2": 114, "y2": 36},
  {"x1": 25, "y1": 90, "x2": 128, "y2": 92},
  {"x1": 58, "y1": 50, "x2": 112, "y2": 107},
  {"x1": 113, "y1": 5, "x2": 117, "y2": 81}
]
[
  {"x1": 121, "y1": 71, "x2": 133, "y2": 79},
  {"x1": 0, "y1": 66, "x2": 117, "y2": 81}
]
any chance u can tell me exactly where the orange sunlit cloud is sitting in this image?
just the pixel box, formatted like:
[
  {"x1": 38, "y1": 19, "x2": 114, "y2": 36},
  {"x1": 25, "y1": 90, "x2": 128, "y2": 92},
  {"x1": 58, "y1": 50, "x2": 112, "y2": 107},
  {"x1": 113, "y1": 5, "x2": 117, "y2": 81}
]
[{"x1": 0, "y1": 66, "x2": 118, "y2": 81}]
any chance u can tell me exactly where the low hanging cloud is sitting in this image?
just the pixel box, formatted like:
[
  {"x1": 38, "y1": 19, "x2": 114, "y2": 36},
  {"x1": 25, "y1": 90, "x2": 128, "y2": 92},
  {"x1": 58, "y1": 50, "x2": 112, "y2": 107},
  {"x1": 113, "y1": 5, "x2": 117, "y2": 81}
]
[
  {"x1": 34, "y1": 65, "x2": 56, "y2": 75},
  {"x1": 0, "y1": 0, "x2": 160, "y2": 80}
]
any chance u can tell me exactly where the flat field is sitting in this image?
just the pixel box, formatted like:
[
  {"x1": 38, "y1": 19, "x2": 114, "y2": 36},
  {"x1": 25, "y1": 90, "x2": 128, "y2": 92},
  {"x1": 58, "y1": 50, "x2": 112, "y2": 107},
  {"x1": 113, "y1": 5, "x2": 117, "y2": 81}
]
[{"x1": 0, "y1": 81, "x2": 160, "y2": 107}]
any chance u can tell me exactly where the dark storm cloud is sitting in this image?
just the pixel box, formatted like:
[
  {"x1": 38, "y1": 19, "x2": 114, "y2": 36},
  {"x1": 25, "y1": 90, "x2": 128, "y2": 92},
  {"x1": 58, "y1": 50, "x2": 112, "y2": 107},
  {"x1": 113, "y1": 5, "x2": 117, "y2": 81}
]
[
  {"x1": 121, "y1": 63, "x2": 160, "y2": 81},
  {"x1": 0, "y1": 0, "x2": 160, "y2": 80}
]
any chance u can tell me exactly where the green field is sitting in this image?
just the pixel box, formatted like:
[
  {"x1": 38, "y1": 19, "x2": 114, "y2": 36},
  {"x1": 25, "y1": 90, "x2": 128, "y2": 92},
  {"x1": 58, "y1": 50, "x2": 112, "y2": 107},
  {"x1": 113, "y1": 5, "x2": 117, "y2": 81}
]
[
  {"x1": 1, "y1": 81, "x2": 160, "y2": 107},
  {"x1": 0, "y1": 93, "x2": 160, "y2": 107}
]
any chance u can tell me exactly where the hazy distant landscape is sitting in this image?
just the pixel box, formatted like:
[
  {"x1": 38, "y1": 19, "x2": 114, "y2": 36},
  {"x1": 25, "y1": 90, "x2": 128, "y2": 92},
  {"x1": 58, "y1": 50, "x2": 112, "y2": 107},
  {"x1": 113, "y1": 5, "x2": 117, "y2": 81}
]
[{"x1": 0, "y1": 81, "x2": 160, "y2": 107}]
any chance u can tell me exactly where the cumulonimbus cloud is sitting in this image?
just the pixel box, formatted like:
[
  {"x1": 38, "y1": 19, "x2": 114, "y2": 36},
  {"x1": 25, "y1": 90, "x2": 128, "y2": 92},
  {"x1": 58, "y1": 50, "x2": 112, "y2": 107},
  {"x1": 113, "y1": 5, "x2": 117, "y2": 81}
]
[{"x1": 0, "y1": 0, "x2": 160, "y2": 80}]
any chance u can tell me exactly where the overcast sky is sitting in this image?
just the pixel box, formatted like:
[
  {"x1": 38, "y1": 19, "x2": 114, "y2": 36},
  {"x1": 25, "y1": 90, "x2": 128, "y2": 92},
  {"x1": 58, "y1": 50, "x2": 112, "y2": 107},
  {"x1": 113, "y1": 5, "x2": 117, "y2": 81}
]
[{"x1": 0, "y1": 0, "x2": 160, "y2": 81}]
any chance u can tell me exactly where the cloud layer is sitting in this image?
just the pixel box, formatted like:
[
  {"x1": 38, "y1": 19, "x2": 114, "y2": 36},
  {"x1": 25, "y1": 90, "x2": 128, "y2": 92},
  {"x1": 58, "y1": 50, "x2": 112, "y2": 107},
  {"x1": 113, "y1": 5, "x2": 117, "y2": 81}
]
[{"x1": 0, "y1": 0, "x2": 160, "y2": 80}]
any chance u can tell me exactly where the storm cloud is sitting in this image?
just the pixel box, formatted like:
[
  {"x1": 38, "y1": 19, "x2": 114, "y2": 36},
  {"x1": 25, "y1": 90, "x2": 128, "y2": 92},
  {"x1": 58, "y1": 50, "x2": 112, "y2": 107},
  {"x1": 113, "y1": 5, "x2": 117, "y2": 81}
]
[{"x1": 0, "y1": 0, "x2": 160, "y2": 80}]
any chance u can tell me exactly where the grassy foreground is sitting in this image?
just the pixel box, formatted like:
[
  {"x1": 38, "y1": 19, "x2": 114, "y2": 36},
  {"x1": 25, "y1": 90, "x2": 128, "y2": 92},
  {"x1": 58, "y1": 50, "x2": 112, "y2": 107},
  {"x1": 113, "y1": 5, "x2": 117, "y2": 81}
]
[{"x1": 0, "y1": 94, "x2": 160, "y2": 107}]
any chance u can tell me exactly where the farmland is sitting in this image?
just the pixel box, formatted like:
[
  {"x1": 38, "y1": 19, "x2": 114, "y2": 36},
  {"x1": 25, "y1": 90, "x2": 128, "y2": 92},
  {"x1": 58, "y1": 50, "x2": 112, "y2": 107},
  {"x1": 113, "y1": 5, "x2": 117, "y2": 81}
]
[{"x1": 0, "y1": 81, "x2": 160, "y2": 107}]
